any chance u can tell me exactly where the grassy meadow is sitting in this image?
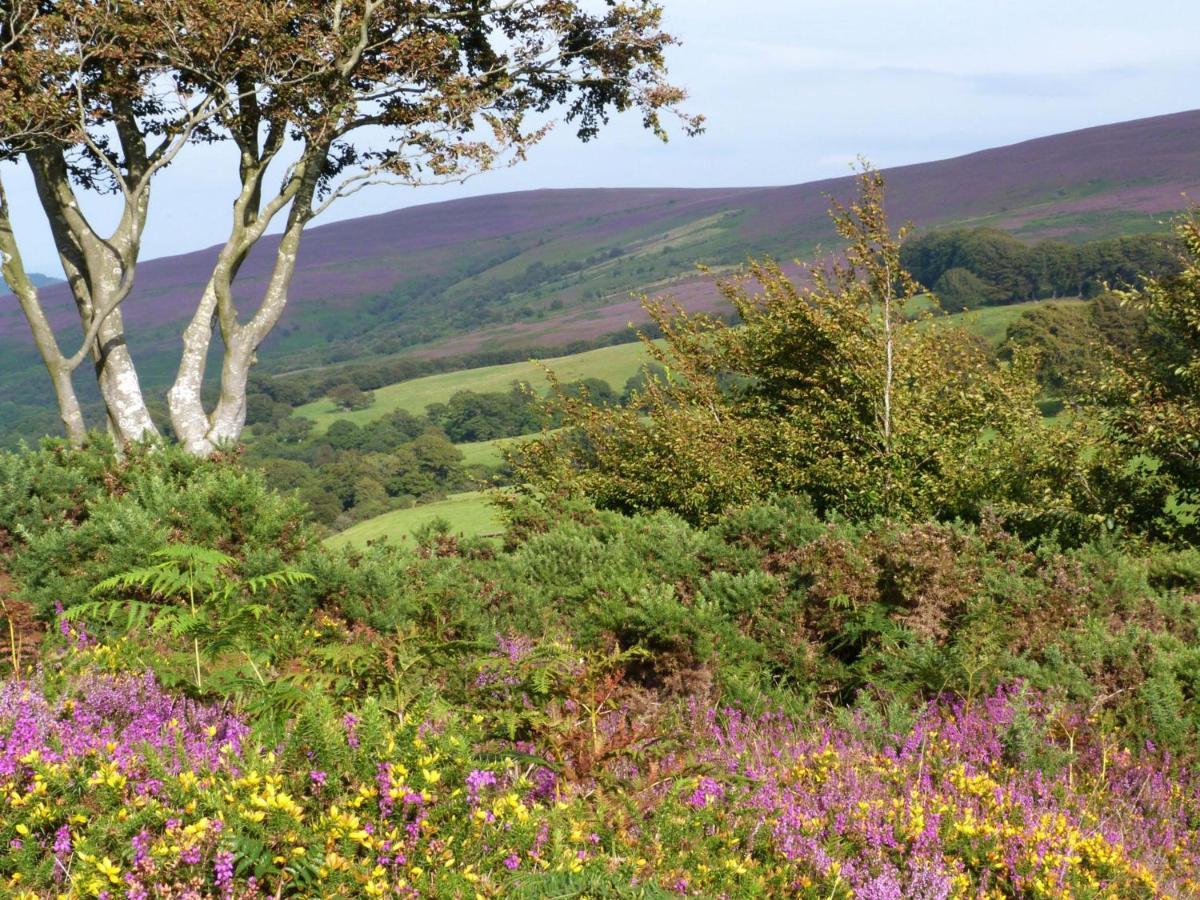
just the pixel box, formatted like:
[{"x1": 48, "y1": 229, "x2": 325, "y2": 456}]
[
  {"x1": 325, "y1": 490, "x2": 503, "y2": 548},
  {"x1": 295, "y1": 341, "x2": 657, "y2": 432},
  {"x1": 458, "y1": 435, "x2": 522, "y2": 468}
]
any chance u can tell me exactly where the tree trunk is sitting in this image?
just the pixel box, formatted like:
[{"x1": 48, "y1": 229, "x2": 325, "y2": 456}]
[
  {"x1": 92, "y1": 312, "x2": 158, "y2": 444},
  {"x1": 167, "y1": 152, "x2": 317, "y2": 455},
  {"x1": 0, "y1": 177, "x2": 88, "y2": 445},
  {"x1": 26, "y1": 152, "x2": 160, "y2": 446},
  {"x1": 168, "y1": 282, "x2": 221, "y2": 455}
]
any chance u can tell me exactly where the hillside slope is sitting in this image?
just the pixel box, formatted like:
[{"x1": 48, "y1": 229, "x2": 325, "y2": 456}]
[{"x1": 2, "y1": 109, "x2": 1199, "y2": 439}]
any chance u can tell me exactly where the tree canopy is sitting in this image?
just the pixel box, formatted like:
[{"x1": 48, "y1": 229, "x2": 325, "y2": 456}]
[
  {"x1": 518, "y1": 171, "x2": 1081, "y2": 528},
  {"x1": 0, "y1": 0, "x2": 698, "y2": 452}
]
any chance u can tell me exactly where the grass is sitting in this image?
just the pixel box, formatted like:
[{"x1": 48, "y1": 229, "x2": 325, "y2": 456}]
[
  {"x1": 459, "y1": 435, "x2": 525, "y2": 468},
  {"x1": 296, "y1": 342, "x2": 657, "y2": 432},
  {"x1": 326, "y1": 491, "x2": 503, "y2": 549},
  {"x1": 933, "y1": 298, "x2": 1089, "y2": 347}
]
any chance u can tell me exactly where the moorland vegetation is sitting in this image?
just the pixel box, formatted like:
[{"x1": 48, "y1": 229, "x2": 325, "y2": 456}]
[{"x1": 0, "y1": 168, "x2": 1198, "y2": 897}]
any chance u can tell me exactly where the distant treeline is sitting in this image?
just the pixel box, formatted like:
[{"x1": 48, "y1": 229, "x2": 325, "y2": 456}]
[{"x1": 900, "y1": 228, "x2": 1180, "y2": 311}]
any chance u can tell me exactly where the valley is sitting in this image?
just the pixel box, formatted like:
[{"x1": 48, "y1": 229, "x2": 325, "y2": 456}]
[{"x1": 4, "y1": 110, "x2": 1200, "y2": 442}]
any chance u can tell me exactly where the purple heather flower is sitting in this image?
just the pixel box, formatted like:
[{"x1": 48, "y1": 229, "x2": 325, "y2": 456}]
[
  {"x1": 377, "y1": 762, "x2": 394, "y2": 817},
  {"x1": 52, "y1": 825, "x2": 71, "y2": 881},
  {"x1": 496, "y1": 634, "x2": 534, "y2": 663},
  {"x1": 466, "y1": 768, "x2": 498, "y2": 804},
  {"x1": 687, "y1": 777, "x2": 725, "y2": 808},
  {"x1": 132, "y1": 830, "x2": 151, "y2": 867},
  {"x1": 214, "y1": 850, "x2": 235, "y2": 896}
]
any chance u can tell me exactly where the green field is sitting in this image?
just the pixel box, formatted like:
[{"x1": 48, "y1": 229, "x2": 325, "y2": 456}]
[
  {"x1": 297, "y1": 341, "x2": 657, "y2": 432},
  {"x1": 459, "y1": 435, "x2": 521, "y2": 468},
  {"x1": 947, "y1": 298, "x2": 1088, "y2": 346},
  {"x1": 326, "y1": 491, "x2": 504, "y2": 549}
]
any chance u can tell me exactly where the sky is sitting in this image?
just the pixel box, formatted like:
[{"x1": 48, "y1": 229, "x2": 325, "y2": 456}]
[{"x1": 4, "y1": 0, "x2": 1200, "y2": 273}]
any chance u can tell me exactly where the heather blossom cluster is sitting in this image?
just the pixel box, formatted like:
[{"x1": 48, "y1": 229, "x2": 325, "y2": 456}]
[
  {"x1": 2, "y1": 664, "x2": 1200, "y2": 897},
  {"x1": 670, "y1": 687, "x2": 1200, "y2": 896},
  {"x1": 0, "y1": 670, "x2": 248, "y2": 778}
]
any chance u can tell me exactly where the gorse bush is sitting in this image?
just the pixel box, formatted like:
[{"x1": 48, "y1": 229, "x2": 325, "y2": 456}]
[
  {"x1": 191, "y1": 490, "x2": 1197, "y2": 754},
  {"x1": 2, "y1": 427, "x2": 1198, "y2": 758},
  {"x1": 5, "y1": 662, "x2": 1200, "y2": 897}
]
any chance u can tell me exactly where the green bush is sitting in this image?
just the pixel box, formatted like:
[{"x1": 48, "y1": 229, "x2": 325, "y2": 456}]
[
  {"x1": 4, "y1": 439, "x2": 1200, "y2": 755},
  {"x1": 0, "y1": 440, "x2": 313, "y2": 618}
]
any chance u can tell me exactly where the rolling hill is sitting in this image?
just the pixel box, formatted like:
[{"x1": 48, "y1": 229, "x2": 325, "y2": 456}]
[{"x1": 2, "y1": 109, "x2": 1199, "y2": 441}]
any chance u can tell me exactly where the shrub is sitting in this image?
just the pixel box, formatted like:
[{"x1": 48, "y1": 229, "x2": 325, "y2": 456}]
[
  {"x1": 0, "y1": 441, "x2": 313, "y2": 620},
  {"x1": 518, "y1": 170, "x2": 1080, "y2": 529}
]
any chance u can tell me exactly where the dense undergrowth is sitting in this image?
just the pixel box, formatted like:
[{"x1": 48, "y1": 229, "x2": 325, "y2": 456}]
[
  {"x1": 1, "y1": 175, "x2": 1197, "y2": 897},
  {"x1": 1, "y1": 442, "x2": 1199, "y2": 897}
]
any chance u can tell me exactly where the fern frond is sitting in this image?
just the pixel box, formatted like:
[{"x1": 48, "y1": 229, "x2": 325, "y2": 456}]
[{"x1": 63, "y1": 599, "x2": 162, "y2": 633}]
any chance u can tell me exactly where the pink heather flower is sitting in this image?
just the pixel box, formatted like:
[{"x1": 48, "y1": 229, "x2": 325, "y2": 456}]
[
  {"x1": 504, "y1": 853, "x2": 520, "y2": 870},
  {"x1": 377, "y1": 762, "x2": 394, "y2": 817},
  {"x1": 132, "y1": 830, "x2": 150, "y2": 867},
  {"x1": 466, "y1": 768, "x2": 498, "y2": 803},
  {"x1": 214, "y1": 850, "x2": 235, "y2": 896},
  {"x1": 687, "y1": 777, "x2": 725, "y2": 808},
  {"x1": 343, "y1": 713, "x2": 360, "y2": 748},
  {"x1": 51, "y1": 825, "x2": 72, "y2": 882},
  {"x1": 496, "y1": 633, "x2": 534, "y2": 663}
]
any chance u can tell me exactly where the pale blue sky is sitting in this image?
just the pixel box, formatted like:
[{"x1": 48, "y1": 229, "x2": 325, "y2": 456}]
[{"x1": 4, "y1": 0, "x2": 1199, "y2": 272}]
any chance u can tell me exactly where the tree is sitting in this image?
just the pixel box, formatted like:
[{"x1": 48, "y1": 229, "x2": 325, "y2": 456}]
[
  {"x1": 327, "y1": 383, "x2": 375, "y2": 412},
  {"x1": 0, "y1": 1, "x2": 699, "y2": 453},
  {"x1": 1094, "y1": 212, "x2": 1200, "y2": 543},
  {"x1": 326, "y1": 419, "x2": 365, "y2": 452},
  {"x1": 931, "y1": 267, "x2": 999, "y2": 312},
  {"x1": 518, "y1": 169, "x2": 1075, "y2": 525}
]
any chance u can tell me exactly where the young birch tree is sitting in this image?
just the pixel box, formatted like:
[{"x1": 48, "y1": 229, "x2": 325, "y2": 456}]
[
  {"x1": 519, "y1": 169, "x2": 1069, "y2": 525},
  {"x1": 0, "y1": 0, "x2": 699, "y2": 453}
]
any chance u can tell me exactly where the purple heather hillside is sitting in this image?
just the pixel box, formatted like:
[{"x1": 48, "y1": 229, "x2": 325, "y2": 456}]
[{"x1": 4, "y1": 109, "x2": 1199, "y2": 361}]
